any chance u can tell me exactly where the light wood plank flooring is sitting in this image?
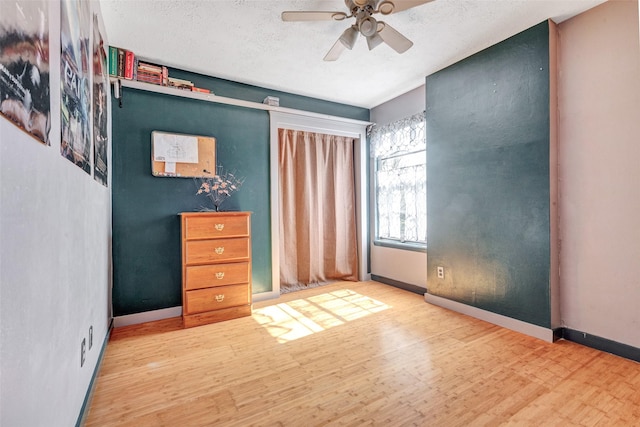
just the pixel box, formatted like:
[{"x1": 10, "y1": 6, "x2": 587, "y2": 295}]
[{"x1": 85, "y1": 281, "x2": 640, "y2": 426}]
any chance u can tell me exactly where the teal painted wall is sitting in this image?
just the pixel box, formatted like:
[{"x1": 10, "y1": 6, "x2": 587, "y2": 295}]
[
  {"x1": 425, "y1": 22, "x2": 552, "y2": 327},
  {"x1": 112, "y1": 72, "x2": 368, "y2": 316}
]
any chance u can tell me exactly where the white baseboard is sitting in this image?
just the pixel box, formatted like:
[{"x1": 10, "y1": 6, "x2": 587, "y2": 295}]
[
  {"x1": 113, "y1": 306, "x2": 182, "y2": 328},
  {"x1": 424, "y1": 293, "x2": 555, "y2": 343},
  {"x1": 113, "y1": 285, "x2": 364, "y2": 326},
  {"x1": 113, "y1": 291, "x2": 279, "y2": 327},
  {"x1": 252, "y1": 290, "x2": 280, "y2": 302}
]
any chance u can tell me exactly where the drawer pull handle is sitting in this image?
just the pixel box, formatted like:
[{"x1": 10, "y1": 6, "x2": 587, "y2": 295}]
[
  {"x1": 215, "y1": 272, "x2": 225, "y2": 279},
  {"x1": 215, "y1": 294, "x2": 225, "y2": 302},
  {"x1": 215, "y1": 224, "x2": 225, "y2": 231},
  {"x1": 215, "y1": 247, "x2": 225, "y2": 255}
]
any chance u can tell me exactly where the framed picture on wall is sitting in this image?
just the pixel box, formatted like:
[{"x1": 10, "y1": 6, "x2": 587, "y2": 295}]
[
  {"x1": 60, "y1": 0, "x2": 92, "y2": 174},
  {"x1": 151, "y1": 131, "x2": 216, "y2": 178},
  {"x1": 92, "y1": 13, "x2": 108, "y2": 187},
  {"x1": 0, "y1": 0, "x2": 51, "y2": 145}
]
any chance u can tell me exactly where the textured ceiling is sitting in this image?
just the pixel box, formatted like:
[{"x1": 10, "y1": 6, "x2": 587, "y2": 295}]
[{"x1": 99, "y1": 0, "x2": 606, "y2": 109}]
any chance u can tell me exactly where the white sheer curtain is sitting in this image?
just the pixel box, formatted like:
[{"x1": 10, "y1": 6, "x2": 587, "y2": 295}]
[{"x1": 278, "y1": 128, "x2": 358, "y2": 293}]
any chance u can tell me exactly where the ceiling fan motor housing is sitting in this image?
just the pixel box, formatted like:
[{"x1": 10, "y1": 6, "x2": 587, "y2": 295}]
[
  {"x1": 346, "y1": 0, "x2": 381, "y2": 37},
  {"x1": 345, "y1": 0, "x2": 377, "y2": 15}
]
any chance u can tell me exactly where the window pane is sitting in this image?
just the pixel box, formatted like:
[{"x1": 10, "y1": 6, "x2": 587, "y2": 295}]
[{"x1": 376, "y1": 150, "x2": 426, "y2": 244}]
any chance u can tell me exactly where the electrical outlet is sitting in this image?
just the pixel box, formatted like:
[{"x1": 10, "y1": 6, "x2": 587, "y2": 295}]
[
  {"x1": 89, "y1": 326, "x2": 93, "y2": 350},
  {"x1": 437, "y1": 266, "x2": 445, "y2": 279},
  {"x1": 81, "y1": 338, "x2": 86, "y2": 367}
]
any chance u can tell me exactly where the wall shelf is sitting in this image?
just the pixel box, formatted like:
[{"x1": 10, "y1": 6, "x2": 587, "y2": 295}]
[{"x1": 110, "y1": 77, "x2": 371, "y2": 126}]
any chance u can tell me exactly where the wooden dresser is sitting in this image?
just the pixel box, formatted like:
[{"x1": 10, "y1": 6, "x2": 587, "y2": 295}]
[{"x1": 180, "y1": 212, "x2": 252, "y2": 328}]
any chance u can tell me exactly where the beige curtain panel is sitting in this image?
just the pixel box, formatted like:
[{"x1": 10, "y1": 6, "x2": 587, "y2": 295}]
[{"x1": 278, "y1": 128, "x2": 358, "y2": 292}]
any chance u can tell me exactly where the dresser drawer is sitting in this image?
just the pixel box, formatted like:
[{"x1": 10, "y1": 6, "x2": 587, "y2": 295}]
[
  {"x1": 184, "y1": 284, "x2": 249, "y2": 314},
  {"x1": 184, "y1": 214, "x2": 249, "y2": 240},
  {"x1": 185, "y1": 237, "x2": 249, "y2": 265},
  {"x1": 185, "y1": 262, "x2": 250, "y2": 290}
]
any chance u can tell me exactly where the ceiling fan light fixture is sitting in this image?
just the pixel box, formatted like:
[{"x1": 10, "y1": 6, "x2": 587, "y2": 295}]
[
  {"x1": 339, "y1": 25, "x2": 359, "y2": 49},
  {"x1": 359, "y1": 16, "x2": 377, "y2": 37},
  {"x1": 366, "y1": 32, "x2": 384, "y2": 50}
]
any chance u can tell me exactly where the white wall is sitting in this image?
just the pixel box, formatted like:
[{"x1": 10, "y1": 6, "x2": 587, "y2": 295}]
[
  {"x1": 558, "y1": 0, "x2": 640, "y2": 348},
  {"x1": 0, "y1": 1, "x2": 112, "y2": 425},
  {"x1": 370, "y1": 85, "x2": 427, "y2": 288}
]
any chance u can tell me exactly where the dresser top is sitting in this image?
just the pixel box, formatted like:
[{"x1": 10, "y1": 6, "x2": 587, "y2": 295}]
[{"x1": 179, "y1": 211, "x2": 251, "y2": 217}]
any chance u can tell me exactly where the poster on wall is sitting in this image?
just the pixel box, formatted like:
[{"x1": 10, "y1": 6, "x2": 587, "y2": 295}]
[
  {"x1": 92, "y1": 14, "x2": 108, "y2": 187},
  {"x1": 0, "y1": 0, "x2": 51, "y2": 145},
  {"x1": 60, "y1": 0, "x2": 91, "y2": 174}
]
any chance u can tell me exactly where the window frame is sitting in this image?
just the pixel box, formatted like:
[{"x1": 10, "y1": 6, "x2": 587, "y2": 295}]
[{"x1": 370, "y1": 112, "x2": 427, "y2": 251}]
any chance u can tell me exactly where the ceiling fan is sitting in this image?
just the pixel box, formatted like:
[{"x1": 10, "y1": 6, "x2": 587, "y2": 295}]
[{"x1": 282, "y1": 0, "x2": 434, "y2": 61}]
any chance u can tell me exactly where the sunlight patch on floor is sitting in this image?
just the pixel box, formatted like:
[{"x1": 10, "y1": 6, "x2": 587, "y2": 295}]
[{"x1": 253, "y1": 289, "x2": 391, "y2": 343}]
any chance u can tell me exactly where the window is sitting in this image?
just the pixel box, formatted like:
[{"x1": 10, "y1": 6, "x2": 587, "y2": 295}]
[{"x1": 370, "y1": 112, "x2": 426, "y2": 249}]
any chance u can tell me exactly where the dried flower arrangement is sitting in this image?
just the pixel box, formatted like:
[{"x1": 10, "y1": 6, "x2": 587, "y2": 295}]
[{"x1": 195, "y1": 166, "x2": 245, "y2": 212}]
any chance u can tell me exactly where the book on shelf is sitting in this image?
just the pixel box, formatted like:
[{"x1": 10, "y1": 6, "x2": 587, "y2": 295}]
[
  {"x1": 162, "y1": 66, "x2": 168, "y2": 86},
  {"x1": 137, "y1": 76, "x2": 163, "y2": 85},
  {"x1": 167, "y1": 77, "x2": 193, "y2": 86},
  {"x1": 108, "y1": 46, "x2": 118, "y2": 76},
  {"x1": 167, "y1": 77, "x2": 194, "y2": 91},
  {"x1": 169, "y1": 84, "x2": 193, "y2": 90},
  {"x1": 109, "y1": 46, "x2": 135, "y2": 79},
  {"x1": 107, "y1": 47, "x2": 215, "y2": 95},
  {"x1": 132, "y1": 56, "x2": 138, "y2": 81},
  {"x1": 124, "y1": 50, "x2": 135, "y2": 80},
  {"x1": 135, "y1": 60, "x2": 166, "y2": 86},
  {"x1": 117, "y1": 48, "x2": 125, "y2": 77},
  {"x1": 137, "y1": 70, "x2": 161, "y2": 78},
  {"x1": 137, "y1": 61, "x2": 163, "y2": 74}
]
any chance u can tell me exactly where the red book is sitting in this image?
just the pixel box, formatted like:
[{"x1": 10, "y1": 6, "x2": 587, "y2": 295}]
[
  {"x1": 137, "y1": 76, "x2": 162, "y2": 85},
  {"x1": 191, "y1": 87, "x2": 211, "y2": 94},
  {"x1": 124, "y1": 50, "x2": 134, "y2": 80},
  {"x1": 137, "y1": 70, "x2": 162, "y2": 78}
]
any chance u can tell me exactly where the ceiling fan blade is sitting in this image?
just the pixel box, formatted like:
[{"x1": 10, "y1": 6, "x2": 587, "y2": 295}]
[
  {"x1": 378, "y1": 21, "x2": 413, "y2": 53},
  {"x1": 377, "y1": 0, "x2": 434, "y2": 15},
  {"x1": 323, "y1": 39, "x2": 346, "y2": 61},
  {"x1": 282, "y1": 11, "x2": 348, "y2": 21}
]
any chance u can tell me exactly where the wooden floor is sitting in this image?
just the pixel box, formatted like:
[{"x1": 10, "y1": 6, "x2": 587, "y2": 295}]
[{"x1": 85, "y1": 281, "x2": 640, "y2": 426}]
